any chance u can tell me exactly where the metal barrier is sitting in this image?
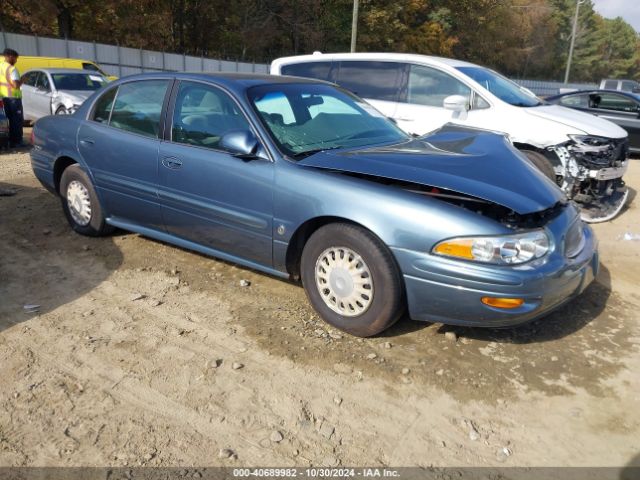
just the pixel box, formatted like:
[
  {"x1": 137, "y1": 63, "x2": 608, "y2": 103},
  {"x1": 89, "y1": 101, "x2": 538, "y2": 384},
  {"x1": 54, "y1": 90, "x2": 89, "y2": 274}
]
[{"x1": 0, "y1": 30, "x2": 269, "y2": 77}]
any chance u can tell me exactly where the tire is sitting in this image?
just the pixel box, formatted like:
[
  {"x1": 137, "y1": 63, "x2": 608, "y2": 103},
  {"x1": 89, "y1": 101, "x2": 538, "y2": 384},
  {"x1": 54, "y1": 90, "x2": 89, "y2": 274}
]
[
  {"x1": 521, "y1": 150, "x2": 557, "y2": 181},
  {"x1": 300, "y1": 223, "x2": 405, "y2": 337},
  {"x1": 55, "y1": 106, "x2": 69, "y2": 115},
  {"x1": 59, "y1": 164, "x2": 113, "y2": 236}
]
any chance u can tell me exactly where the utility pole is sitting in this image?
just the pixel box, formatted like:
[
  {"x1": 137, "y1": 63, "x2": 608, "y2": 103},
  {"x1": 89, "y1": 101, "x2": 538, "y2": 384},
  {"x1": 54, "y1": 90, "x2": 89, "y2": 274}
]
[
  {"x1": 564, "y1": 0, "x2": 584, "y2": 83},
  {"x1": 350, "y1": 0, "x2": 359, "y2": 53}
]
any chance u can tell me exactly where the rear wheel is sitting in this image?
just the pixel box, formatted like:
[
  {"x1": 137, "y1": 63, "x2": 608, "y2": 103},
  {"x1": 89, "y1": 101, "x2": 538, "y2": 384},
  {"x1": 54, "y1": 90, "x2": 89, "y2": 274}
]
[
  {"x1": 521, "y1": 150, "x2": 557, "y2": 181},
  {"x1": 300, "y1": 223, "x2": 405, "y2": 337},
  {"x1": 59, "y1": 164, "x2": 113, "y2": 236}
]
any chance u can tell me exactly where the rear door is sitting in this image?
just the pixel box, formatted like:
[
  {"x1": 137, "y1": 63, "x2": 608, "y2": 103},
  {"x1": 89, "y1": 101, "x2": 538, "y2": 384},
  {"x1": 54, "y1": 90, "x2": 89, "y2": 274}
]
[
  {"x1": 77, "y1": 79, "x2": 171, "y2": 228},
  {"x1": 157, "y1": 80, "x2": 274, "y2": 265}
]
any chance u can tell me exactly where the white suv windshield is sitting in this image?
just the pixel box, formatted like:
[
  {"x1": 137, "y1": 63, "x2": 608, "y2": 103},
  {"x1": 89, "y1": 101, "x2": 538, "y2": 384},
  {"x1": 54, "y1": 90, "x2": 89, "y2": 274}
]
[{"x1": 457, "y1": 66, "x2": 542, "y2": 107}]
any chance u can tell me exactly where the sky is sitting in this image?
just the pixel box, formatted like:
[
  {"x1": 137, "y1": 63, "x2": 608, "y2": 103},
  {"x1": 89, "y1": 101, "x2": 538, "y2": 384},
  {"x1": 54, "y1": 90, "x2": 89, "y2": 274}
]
[{"x1": 592, "y1": 0, "x2": 640, "y2": 32}]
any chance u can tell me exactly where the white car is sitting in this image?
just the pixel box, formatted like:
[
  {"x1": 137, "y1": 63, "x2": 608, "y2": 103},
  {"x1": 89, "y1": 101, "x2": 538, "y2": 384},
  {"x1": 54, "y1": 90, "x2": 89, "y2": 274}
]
[
  {"x1": 271, "y1": 52, "x2": 630, "y2": 222},
  {"x1": 21, "y1": 68, "x2": 108, "y2": 120}
]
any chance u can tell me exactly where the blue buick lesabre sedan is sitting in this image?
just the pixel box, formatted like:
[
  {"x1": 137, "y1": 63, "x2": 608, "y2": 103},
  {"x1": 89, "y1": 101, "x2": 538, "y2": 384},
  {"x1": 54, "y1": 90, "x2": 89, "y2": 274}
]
[{"x1": 30, "y1": 73, "x2": 598, "y2": 336}]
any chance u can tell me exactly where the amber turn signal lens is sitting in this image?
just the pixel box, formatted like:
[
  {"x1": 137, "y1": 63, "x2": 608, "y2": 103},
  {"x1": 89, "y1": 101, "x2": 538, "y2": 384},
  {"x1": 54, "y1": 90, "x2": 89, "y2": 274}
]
[
  {"x1": 481, "y1": 297, "x2": 525, "y2": 309},
  {"x1": 433, "y1": 240, "x2": 474, "y2": 259}
]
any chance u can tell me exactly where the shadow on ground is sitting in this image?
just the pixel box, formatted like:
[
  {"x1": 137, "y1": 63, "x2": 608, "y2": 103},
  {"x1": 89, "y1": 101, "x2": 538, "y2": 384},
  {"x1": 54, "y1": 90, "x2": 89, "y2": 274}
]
[{"x1": 0, "y1": 181, "x2": 123, "y2": 334}]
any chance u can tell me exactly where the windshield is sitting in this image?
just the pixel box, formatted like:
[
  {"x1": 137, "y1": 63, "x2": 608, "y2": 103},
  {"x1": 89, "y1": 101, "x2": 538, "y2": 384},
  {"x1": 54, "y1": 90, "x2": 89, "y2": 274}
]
[
  {"x1": 456, "y1": 66, "x2": 542, "y2": 107},
  {"x1": 51, "y1": 73, "x2": 107, "y2": 91},
  {"x1": 248, "y1": 83, "x2": 408, "y2": 157}
]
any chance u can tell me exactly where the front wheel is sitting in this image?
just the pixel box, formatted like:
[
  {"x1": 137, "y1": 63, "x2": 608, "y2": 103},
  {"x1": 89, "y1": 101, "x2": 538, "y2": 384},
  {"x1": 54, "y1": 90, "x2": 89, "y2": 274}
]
[
  {"x1": 59, "y1": 164, "x2": 113, "y2": 236},
  {"x1": 300, "y1": 223, "x2": 405, "y2": 337},
  {"x1": 521, "y1": 150, "x2": 557, "y2": 181}
]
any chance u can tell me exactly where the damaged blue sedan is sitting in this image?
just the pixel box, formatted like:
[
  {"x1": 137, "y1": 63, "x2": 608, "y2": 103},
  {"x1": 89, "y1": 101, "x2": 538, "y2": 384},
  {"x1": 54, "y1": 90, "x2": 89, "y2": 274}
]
[{"x1": 31, "y1": 73, "x2": 598, "y2": 336}]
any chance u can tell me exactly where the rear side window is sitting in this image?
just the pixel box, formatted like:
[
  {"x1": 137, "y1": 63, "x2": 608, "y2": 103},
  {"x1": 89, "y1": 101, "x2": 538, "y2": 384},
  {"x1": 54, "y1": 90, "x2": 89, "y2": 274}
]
[
  {"x1": 92, "y1": 88, "x2": 117, "y2": 123},
  {"x1": 82, "y1": 62, "x2": 107, "y2": 76},
  {"x1": 603, "y1": 80, "x2": 617, "y2": 90},
  {"x1": 407, "y1": 65, "x2": 471, "y2": 107},
  {"x1": 335, "y1": 61, "x2": 404, "y2": 101},
  {"x1": 82, "y1": 62, "x2": 100, "y2": 72},
  {"x1": 109, "y1": 80, "x2": 170, "y2": 138},
  {"x1": 281, "y1": 62, "x2": 333, "y2": 81}
]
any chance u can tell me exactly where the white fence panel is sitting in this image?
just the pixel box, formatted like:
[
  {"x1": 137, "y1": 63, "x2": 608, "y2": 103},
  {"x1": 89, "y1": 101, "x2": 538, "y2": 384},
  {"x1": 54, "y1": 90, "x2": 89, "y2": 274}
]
[
  {"x1": 163, "y1": 53, "x2": 184, "y2": 71},
  {"x1": 185, "y1": 55, "x2": 203, "y2": 71},
  {"x1": 95, "y1": 43, "x2": 119, "y2": 65}
]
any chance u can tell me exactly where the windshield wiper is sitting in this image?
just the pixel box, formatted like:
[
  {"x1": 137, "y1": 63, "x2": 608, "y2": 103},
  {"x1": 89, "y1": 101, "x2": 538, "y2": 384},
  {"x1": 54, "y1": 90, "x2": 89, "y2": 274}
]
[{"x1": 291, "y1": 146, "x2": 343, "y2": 159}]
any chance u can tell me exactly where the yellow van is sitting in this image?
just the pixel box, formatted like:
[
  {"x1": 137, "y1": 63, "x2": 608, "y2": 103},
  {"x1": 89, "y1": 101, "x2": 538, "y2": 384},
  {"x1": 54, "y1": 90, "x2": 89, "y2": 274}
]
[{"x1": 15, "y1": 56, "x2": 118, "y2": 81}]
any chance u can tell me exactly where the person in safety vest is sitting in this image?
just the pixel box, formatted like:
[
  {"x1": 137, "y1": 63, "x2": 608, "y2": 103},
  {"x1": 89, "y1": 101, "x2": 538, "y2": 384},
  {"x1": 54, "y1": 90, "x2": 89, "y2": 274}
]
[{"x1": 1, "y1": 48, "x2": 25, "y2": 148}]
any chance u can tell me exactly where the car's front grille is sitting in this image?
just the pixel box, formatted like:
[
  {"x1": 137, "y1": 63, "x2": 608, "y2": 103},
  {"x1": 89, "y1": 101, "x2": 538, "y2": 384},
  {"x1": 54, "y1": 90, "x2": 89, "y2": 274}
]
[
  {"x1": 569, "y1": 137, "x2": 629, "y2": 169},
  {"x1": 565, "y1": 219, "x2": 586, "y2": 258}
]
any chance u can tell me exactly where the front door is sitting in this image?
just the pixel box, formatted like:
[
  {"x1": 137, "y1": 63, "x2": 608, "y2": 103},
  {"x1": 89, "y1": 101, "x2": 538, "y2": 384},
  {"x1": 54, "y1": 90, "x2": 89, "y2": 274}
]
[
  {"x1": 158, "y1": 80, "x2": 274, "y2": 266},
  {"x1": 587, "y1": 92, "x2": 640, "y2": 149},
  {"x1": 392, "y1": 64, "x2": 484, "y2": 136},
  {"x1": 77, "y1": 79, "x2": 171, "y2": 228}
]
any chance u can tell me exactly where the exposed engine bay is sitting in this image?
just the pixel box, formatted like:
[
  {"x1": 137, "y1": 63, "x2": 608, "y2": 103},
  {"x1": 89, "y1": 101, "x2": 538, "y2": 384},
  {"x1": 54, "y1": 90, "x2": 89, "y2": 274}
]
[{"x1": 547, "y1": 135, "x2": 629, "y2": 223}]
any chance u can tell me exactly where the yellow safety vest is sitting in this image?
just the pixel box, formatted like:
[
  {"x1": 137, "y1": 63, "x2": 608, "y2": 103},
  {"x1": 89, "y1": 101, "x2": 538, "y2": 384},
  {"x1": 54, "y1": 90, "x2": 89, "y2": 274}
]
[{"x1": 0, "y1": 61, "x2": 22, "y2": 99}]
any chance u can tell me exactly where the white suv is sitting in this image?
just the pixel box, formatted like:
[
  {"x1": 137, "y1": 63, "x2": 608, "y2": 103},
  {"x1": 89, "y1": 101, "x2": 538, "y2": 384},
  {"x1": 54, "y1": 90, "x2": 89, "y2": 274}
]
[{"x1": 271, "y1": 52, "x2": 630, "y2": 222}]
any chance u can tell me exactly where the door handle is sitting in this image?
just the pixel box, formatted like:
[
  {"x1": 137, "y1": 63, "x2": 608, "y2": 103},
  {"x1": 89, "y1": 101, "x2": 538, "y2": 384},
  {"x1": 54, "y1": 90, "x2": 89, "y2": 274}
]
[
  {"x1": 80, "y1": 138, "x2": 95, "y2": 146},
  {"x1": 162, "y1": 156, "x2": 183, "y2": 169}
]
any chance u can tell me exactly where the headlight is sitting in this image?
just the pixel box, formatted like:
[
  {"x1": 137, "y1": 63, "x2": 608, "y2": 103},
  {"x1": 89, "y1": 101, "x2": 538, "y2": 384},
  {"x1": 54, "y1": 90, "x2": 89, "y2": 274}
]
[
  {"x1": 568, "y1": 134, "x2": 612, "y2": 151},
  {"x1": 433, "y1": 229, "x2": 550, "y2": 265}
]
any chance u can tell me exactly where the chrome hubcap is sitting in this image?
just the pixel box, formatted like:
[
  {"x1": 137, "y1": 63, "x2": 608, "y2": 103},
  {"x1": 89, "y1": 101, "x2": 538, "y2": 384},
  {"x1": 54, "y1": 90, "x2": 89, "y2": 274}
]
[
  {"x1": 315, "y1": 246, "x2": 374, "y2": 317},
  {"x1": 66, "y1": 180, "x2": 92, "y2": 226}
]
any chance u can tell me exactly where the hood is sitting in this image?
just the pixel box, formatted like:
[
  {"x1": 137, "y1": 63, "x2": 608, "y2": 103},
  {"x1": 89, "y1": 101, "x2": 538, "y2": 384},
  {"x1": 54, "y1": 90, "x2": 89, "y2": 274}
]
[
  {"x1": 298, "y1": 125, "x2": 565, "y2": 215},
  {"x1": 55, "y1": 90, "x2": 93, "y2": 105},
  {"x1": 524, "y1": 104, "x2": 627, "y2": 139}
]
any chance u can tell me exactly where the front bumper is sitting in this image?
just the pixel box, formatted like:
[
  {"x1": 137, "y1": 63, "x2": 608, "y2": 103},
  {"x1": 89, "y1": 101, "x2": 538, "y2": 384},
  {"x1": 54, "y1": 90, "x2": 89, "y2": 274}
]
[
  {"x1": 588, "y1": 160, "x2": 628, "y2": 181},
  {"x1": 392, "y1": 208, "x2": 598, "y2": 327}
]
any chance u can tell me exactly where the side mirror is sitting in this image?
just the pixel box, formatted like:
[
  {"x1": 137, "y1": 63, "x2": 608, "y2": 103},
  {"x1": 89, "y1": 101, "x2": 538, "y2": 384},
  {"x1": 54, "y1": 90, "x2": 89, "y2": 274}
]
[
  {"x1": 443, "y1": 94, "x2": 469, "y2": 120},
  {"x1": 220, "y1": 130, "x2": 265, "y2": 160}
]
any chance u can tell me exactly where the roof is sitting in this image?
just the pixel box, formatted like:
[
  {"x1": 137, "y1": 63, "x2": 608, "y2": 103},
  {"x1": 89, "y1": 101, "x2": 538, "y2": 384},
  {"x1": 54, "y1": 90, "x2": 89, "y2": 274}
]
[
  {"x1": 271, "y1": 52, "x2": 480, "y2": 69},
  {"x1": 109, "y1": 71, "x2": 332, "y2": 91}
]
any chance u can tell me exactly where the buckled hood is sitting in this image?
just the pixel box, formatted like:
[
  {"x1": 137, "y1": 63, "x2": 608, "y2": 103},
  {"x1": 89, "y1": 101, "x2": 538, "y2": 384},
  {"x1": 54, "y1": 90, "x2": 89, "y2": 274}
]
[{"x1": 298, "y1": 125, "x2": 565, "y2": 215}]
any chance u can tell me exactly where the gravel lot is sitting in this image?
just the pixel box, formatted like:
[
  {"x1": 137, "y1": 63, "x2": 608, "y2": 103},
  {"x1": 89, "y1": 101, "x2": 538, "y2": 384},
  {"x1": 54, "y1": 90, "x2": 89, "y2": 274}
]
[{"x1": 1, "y1": 147, "x2": 639, "y2": 469}]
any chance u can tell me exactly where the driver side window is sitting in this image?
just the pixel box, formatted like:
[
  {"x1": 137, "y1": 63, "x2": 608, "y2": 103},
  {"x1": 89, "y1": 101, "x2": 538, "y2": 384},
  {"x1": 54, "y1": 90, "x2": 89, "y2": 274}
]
[
  {"x1": 36, "y1": 72, "x2": 51, "y2": 91},
  {"x1": 171, "y1": 82, "x2": 251, "y2": 151},
  {"x1": 407, "y1": 65, "x2": 472, "y2": 108}
]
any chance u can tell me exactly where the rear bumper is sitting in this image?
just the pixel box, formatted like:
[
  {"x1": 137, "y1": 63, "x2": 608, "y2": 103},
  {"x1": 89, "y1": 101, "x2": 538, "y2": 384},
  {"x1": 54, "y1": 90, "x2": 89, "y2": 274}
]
[{"x1": 391, "y1": 220, "x2": 598, "y2": 328}]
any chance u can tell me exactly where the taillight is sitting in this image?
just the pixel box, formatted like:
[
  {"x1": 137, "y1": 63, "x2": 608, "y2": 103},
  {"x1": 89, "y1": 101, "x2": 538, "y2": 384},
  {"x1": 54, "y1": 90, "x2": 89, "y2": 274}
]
[{"x1": 30, "y1": 129, "x2": 35, "y2": 145}]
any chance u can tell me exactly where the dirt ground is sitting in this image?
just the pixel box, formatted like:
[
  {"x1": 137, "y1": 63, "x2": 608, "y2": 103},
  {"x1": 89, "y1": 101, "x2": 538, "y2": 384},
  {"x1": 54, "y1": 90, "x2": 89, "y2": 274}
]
[{"x1": 1, "y1": 145, "x2": 639, "y2": 470}]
